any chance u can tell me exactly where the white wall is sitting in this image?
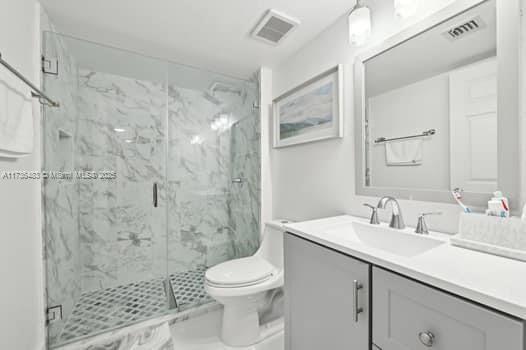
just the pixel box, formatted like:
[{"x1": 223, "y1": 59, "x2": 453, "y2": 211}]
[
  {"x1": 522, "y1": 0, "x2": 526, "y2": 207},
  {"x1": 369, "y1": 73, "x2": 450, "y2": 190},
  {"x1": 260, "y1": 67, "x2": 273, "y2": 232},
  {"x1": 0, "y1": 0, "x2": 45, "y2": 349},
  {"x1": 270, "y1": 0, "x2": 473, "y2": 234}
]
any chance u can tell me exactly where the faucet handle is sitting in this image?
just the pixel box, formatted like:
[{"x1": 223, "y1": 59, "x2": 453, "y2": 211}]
[
  {"x1": 415, "y1": 212, "x2": 442, "y2": 235},
  {"x1": 363, "y1": 203, "x2": 380, "y2": 225}
]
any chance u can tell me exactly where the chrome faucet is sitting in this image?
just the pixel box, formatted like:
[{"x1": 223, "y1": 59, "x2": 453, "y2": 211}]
[
  {"x1": 377, "y1": 196, "x2": 405, "y2": 229},
  {"x1": 415, "y1": 212, "x2": 442, "y2": 235},
  {"x1": 363, "y1": 203, "x2": 380, "y2": 225}
]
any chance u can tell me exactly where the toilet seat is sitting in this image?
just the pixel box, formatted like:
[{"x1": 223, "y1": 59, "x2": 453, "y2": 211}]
[{"x1": 205, "y1": 256, "x2": 276, "y2": 288}]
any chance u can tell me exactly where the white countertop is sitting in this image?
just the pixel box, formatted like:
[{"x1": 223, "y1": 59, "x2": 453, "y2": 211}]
[{"x1": 284, "y1": 215, "x2": 526, "y2": 320}]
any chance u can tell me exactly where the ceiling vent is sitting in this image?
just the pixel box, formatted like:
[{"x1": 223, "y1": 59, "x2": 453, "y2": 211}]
[
  {"x1": 443, "y1": 16, "x2": 486, "y2": 41},
  {"x1": 251, "y1": 9, "x2": 300, "y2": 45}
]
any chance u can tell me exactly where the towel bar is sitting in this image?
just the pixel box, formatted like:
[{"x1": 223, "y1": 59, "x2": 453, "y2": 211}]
[
  {"x1": 374, "y1": 129, "x2": 436, "y2": 144},
  {"x1": 0, "y1": 51, "x2": 59, "y2": 107}
]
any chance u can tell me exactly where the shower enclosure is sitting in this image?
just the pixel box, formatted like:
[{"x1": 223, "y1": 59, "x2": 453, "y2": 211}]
[{"x1": 41, "y1": 31, "x2": 260, "y2": 348}]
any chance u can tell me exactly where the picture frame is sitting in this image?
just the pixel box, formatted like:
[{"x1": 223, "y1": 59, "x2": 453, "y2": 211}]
[{"x1": 273, "y1": 65, "x2": 344, "y2": 148}]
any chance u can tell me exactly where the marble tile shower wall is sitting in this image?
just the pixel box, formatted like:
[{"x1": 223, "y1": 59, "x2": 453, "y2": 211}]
[
  {"x1": 76, "y1": 69, "x2": 168, "y2": 292},
  {"x1": 41, "y1": 29, "x2": 82, "y2": 343},
  {"x1": 228, "y1": 94, "x2": 261, "y2": 260},
  {"x1": 73, "y1": 70, "x2": 260, "y2": 288},
  {"x1": 165, "y1": 80, "x2": 260, "y2": 276}
]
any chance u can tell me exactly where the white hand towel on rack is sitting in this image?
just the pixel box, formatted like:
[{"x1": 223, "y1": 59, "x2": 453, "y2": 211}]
[
  {"x1": 385, "y1": 138, "x2": 423, "y2": 166},
  {"x1": 0, "y1": 68, "x2": 34, "y2": 158}
]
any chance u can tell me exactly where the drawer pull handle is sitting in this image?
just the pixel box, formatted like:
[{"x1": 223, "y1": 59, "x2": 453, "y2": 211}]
[
  {"x1": 418, "y1": 331, "x2": 435, "y2": 347},
  {"x1": 353, "y1": 280, "x2": 363, "y2": 322}
]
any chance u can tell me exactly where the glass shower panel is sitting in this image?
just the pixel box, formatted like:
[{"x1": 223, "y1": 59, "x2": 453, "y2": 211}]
[
  {"x1": 165, "y1": 65, "x2": 260, "y2": 310},
  {"x1": 42, "y1": 30, "x2": 261, "y2": 349},
  {"x1": 42, "y1": 32, "x2": 169, "y2": 347}
]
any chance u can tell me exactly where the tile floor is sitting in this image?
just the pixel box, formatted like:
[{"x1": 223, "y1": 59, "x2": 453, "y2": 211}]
[{"x1": 170, "y1": 310, "x2": 284, "y2": 350}]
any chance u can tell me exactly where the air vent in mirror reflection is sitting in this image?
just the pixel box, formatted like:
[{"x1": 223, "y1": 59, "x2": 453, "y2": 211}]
[{"x1": 443, "y1": 16, "x2": 486, "y2": 41}]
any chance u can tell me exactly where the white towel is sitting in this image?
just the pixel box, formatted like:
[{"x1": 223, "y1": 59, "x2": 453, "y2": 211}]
[
  {"x1": 385, "y1": 138, "x2": 423, "y2": 166},
  {"x1": 0, "y1": 68, "x2": 34, "y2": 158}
]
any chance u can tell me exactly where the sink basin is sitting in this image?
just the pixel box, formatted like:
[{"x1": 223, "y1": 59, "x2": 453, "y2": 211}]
[{"x1": 325, "y1": 221, "x2": 445, "y2": 257}]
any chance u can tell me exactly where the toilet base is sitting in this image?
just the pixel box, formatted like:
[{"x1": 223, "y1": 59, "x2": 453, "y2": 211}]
[{"x1": 218, "y1": 292, "x2": 266, "y2": 347}]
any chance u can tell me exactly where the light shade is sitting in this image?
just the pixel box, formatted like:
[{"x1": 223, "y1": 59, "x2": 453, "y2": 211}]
[
  {"x1": 394, "y1": 0, "x2": 419, "y2": 18},
  {"x1": 348, "y1": 4, "x2": 372, "y2": 46}
]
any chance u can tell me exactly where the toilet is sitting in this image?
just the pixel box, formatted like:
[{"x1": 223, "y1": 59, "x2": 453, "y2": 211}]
[{"x1": 204, "y1": 220, "x2": 289, "y2": 347}]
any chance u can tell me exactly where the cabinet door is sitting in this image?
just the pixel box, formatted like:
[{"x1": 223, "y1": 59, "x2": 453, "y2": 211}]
[
  {"x1": 373, "y1": 267, "x2": 524, "y2": 350},
  {"x1": 284, "y1": 233, "x2": 370, "y2": 350}
]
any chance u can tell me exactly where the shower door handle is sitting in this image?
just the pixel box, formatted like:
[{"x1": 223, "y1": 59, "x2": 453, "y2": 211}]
[{"x1": 153, "y1": 183, "x2": 158, "y2": 208}]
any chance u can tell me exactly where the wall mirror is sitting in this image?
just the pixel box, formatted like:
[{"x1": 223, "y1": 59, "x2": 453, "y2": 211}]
[{"x1": 354, "y1": 0, "x2": 520, "y2": 208}]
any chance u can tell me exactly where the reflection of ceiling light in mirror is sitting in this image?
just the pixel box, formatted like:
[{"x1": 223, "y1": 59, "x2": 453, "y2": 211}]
[
  {"x1": 348, "y1": 1, "x2": 372, "y2": 46},
  {"x1": 114, "y1": 128, "x2": 126, "y2": 132},
  {"x1": 190, "y1": 135, "x2": 204, "y2": 145},
  {"x1": 394, "y1": 0, "x2": 419, "y2": 18},
  {"x1": 124, "y1": 139, "x2": 134, "y2": 143}
]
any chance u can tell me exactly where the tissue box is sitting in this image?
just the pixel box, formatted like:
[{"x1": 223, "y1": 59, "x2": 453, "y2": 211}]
[{"x1": 450, "y1": 213, "x2": 526, "y2": 262}]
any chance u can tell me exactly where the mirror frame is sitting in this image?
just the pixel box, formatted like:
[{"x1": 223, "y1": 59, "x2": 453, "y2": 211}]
[{"x1": 354, "y1": 0, "x2": 520, "y2": 209}]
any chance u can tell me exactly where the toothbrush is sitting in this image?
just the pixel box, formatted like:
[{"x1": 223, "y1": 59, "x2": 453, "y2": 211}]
[{"x1": 452, "y1": 188, "x2": 472, "y2": 213}]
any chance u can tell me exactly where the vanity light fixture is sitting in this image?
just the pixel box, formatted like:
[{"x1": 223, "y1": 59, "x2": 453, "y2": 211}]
[
  {"x1": 394, "y1": 0, "x2": 419, "y2": 18},
  {"x1": 348, "y1": 0, "x2": 372, "y2": 46}
]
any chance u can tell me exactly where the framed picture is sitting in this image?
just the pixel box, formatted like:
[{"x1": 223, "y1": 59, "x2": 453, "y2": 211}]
[{"x1": 273, "y1": 65, "x2": 343, "y2": 148}]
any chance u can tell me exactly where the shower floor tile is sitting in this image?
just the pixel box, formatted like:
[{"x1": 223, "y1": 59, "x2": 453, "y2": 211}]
[
  {"x1": 59, "y1": 266, "x2": 212, "y2": 344},
  {"x1": 170, "y1": 265, "x2": 213, "y2": 309},
  {"x1": 59, "y1": 277, "x2": 168, "y2": 342}
]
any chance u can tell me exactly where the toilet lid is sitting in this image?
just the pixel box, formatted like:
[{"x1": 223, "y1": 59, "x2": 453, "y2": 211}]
[{"x1": 205, "y1": 256, "x2": 276, "y2": 287}]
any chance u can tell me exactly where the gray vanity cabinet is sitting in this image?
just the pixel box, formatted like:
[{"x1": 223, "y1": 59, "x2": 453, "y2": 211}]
[
  {"x1": 284, "y1": 233, "x2": 370, "y2": 350},
  {"x1": 372, "y1": 267, "x2": 524, "y2": 350}
]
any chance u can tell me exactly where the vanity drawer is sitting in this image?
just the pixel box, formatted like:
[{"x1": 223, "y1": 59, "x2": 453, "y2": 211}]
[{"x1": 372, "y1": 267, "x2": 524, "y2": 350}]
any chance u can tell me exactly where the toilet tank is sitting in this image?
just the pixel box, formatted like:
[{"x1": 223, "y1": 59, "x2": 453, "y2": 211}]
[{"x1": 255, "y1": 219, "x2": 291, "y2": 269}]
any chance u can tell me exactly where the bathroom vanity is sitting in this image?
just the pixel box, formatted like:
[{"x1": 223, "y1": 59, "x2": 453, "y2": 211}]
[{"x1": 283, "y1": 216, "x2": 526, "y2": 350}]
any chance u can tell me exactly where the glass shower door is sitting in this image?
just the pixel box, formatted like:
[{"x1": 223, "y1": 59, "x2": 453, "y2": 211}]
[
  {"x1": 42, "y1": 32, "x2": 170, "y2": 347},
  {"x1": 41, "y1": 30, "x2": 261, "y2": 349}
]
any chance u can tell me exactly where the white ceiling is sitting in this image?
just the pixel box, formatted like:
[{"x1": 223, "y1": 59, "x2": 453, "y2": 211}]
[{"x1": 40, "y1": 0, "x2": 355, "y2": 79}]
